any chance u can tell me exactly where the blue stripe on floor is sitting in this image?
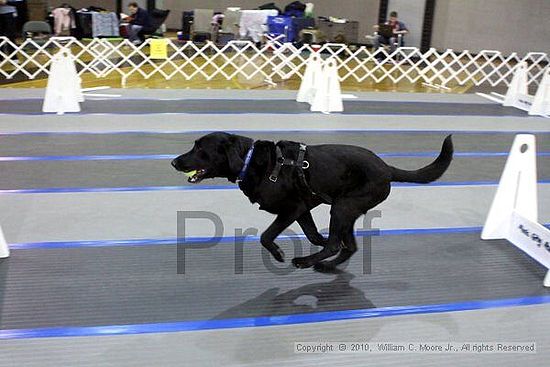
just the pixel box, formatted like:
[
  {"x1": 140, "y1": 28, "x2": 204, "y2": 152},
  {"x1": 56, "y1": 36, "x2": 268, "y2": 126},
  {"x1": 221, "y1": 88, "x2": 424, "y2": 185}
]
[
  {"x1": 1, "y1": 180, "x2": 550, "y2": 195},
  {"x1": 1, "y1": 129, "x2": 549, "y2": 137},
  {"x1": 9, "y1": 225, "x2": 500, "y2": 250},
  {"x1": 0, "y1": 111, "x2": 530, "y2": 117},
  {"x1": 1, "y1": 151, "x2": 549, "y2": 162},
  {"x1": 1, "y1": 295, "x2": 549, "y2": 339}
]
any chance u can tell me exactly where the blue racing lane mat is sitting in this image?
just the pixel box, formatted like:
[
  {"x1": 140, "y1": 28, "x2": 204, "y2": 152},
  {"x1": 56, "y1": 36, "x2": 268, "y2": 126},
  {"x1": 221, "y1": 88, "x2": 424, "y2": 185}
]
[{"x1": 1, "y1": 231, "x2": 548, "y2": 332}]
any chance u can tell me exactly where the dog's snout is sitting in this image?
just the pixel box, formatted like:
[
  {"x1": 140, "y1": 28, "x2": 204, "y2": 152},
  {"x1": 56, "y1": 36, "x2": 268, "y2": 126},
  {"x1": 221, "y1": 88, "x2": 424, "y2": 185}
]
[{"x1": 171, "y1": 159, "x2": 178, "y2": 169}]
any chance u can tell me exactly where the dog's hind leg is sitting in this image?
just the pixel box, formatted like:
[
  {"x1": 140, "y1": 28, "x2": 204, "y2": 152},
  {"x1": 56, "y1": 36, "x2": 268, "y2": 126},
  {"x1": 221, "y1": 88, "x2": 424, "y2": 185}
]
[
  {"x1": 307, "y1": 189, "x2": 389, "y2": 270},
  {"x1": 297, "y1": 211, "x2": 327, "y2": 247},
  {"x1": 313, "y1": 225, "x2": 357, "y2": 272},
  {"x1": 292, "y1": 199, "x2": 358, "y2": 269},
  {"x1": 261, "y1": 208, "x2": 305, "y2": 263}
]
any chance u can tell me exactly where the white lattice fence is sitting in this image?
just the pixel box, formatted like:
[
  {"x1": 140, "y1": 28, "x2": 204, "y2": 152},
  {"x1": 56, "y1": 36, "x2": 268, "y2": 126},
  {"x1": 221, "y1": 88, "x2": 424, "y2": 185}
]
[{"x1": 0, "y1": 36, "x2": 548, "y2": 88}]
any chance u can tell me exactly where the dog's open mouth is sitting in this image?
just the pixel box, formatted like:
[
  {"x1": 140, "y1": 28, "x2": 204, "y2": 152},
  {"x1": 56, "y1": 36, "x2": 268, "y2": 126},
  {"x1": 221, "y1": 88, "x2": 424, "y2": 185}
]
[{"x1": 184, "y1": 169, "x2": 207, "y2": 183}]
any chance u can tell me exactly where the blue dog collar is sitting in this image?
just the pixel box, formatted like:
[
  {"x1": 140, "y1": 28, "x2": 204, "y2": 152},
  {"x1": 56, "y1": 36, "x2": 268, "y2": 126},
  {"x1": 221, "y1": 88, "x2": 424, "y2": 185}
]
[{"x1": 237, "y1": 145, "x2": 255, "y2": 182}]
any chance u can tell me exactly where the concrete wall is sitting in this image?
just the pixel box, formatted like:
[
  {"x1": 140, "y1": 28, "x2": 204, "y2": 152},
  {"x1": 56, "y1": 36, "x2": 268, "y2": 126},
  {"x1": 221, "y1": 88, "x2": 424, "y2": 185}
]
[
  {"x1": 48, "y1": 0, "x2": 117, "y2": 11},
  {"x1": 161, "y1": 0, "x2": 379, "y2": 40},
  {"x1": 122, "y1": 0, "x2": 146, "y2": 12},
  {"x1": 388, "y1": 0, "x2": 426, "y2": 48},
  {"x1": 432, "y1": 0, "x2": 550, "y2": 55},
  {"x1": 45, "y1": 0, "x2": 549, "y2": 56}
]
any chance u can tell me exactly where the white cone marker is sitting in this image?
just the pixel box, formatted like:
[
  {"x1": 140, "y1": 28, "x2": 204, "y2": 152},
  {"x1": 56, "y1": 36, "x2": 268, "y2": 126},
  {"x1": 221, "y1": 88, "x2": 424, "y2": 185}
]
[{"x1": 481, "y1": 134, "x2": 550, "y2": 287}]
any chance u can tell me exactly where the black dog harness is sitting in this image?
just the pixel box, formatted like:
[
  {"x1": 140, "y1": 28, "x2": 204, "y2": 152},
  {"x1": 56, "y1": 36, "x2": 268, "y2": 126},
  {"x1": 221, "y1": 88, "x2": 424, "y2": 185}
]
[
  {"x1": 269, "y1": 143, "x2": 332, "y2": 203},
  {"x1": 269, "y1": 144, "x2": 308, "y2": 182}
]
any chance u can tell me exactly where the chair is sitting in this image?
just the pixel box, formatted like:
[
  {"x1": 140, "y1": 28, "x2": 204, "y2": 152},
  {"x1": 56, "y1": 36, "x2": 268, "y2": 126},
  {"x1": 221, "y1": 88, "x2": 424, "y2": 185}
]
[
  {"x1": 369, "y1": 30, "x2": 404, "y2": 61},
  {"x1": 22, "y1": 21, "x2": 52, "y2": 44},
  {"x1": 191, "y1": 9, "x2": 214, "y2": 43},
  {"x1": 138, "y1": 9, "x2": 170, "y2": 40}
]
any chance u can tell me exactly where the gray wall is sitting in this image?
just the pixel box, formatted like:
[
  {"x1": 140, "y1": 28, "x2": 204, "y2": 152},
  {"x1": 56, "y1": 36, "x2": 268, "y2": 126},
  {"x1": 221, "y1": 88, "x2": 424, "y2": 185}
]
[
  {"x1": 432, "y1": 0, "x2": 550, "y2": 55},
  {"x1": 122, "y1": 0, "x2": 146, "y2": 12},
  {"x1": 388, "y1": 0, "x2": 426, "y2": 48},
  {"x1": 49, "y1": 0, "x2": 549, "y2": 55},
  {"x1": 48, "y1": 1, "x2": 116, "y2": 11},
  {"x1": 162, "y1": 0, "x2": 379, "y2": 41}
]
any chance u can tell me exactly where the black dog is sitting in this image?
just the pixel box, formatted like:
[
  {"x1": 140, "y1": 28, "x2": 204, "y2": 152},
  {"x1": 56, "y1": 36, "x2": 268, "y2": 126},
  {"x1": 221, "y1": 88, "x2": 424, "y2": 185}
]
[{"x1": 172, "y1": 132, "x2": 453, "y2": 271}]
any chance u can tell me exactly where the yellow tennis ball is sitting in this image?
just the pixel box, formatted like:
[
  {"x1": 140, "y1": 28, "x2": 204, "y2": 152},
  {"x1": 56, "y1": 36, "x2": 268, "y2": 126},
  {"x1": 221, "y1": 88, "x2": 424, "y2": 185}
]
[{"x1": 184, "y1": 170, "x2": 197, "y2": 178}]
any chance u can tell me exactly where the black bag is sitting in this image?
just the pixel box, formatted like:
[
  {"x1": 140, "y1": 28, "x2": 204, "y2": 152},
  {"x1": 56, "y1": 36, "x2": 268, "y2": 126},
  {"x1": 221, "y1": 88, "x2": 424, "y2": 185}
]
[
  {"x1": 292, "y1": 17, "x2": 315, "y2": 37},
  {"x1": 284, "y1": 1, "x2": 306, "y2": 17},
  {"x1": 258, "y1": 2, "x2": 282, "y2": 14},
  {"x1": 181, "y1": 11, "x2": 193, "y2": 40}
]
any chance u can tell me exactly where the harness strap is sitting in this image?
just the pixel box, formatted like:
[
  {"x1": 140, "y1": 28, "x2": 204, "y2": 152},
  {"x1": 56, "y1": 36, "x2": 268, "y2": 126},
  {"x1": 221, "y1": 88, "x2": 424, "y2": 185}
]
[
  {"x1": 269, "y1": 144, "x2": 308, "y2": 182},
  {"x1": 269, "y1": 143, "x2": 332, "y2": 204},
  {"x1": 268, "y1": 146, "x2": 284, "y2": 182}
]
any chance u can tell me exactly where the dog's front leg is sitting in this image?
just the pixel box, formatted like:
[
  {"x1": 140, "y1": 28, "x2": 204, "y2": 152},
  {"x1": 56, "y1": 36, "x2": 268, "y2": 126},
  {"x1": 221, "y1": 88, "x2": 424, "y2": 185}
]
[
  {"x1": 260, "y1": 210, "x2": 304, "y2": 263},
  {"x1": 297, "y1": 211, "x2": 327, "y2": 247}
]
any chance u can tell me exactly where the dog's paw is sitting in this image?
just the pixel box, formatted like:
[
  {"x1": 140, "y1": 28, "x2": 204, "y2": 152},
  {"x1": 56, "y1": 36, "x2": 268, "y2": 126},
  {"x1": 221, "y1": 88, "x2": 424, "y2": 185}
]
[
  {"x1": 292, "y1": 256, "x2": 313, "y2": 269},
  {"x1": 313, "y1": 261, "x2": 340, "y2": 273},
  {"x1": 270, "y1": 247, "x2": 285, "y2": 263}
]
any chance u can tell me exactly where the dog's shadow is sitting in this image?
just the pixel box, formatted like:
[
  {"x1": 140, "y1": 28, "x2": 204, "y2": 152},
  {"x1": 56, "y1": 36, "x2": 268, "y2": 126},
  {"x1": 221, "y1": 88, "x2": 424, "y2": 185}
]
[
  {"x1": 212, "y1": 271, "x2": 375, "y2": 320},
  {"x1": 199, "y1": 272, "x2": 378, "y2": 365},
  {"x1": 203, "y1": 272, "x2": 460, "y2": 365}
]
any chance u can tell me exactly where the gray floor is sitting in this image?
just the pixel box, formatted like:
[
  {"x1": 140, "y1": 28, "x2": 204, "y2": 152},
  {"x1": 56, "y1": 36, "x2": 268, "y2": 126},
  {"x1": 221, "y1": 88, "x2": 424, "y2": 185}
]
[
  {"x1": 3, "y1": 185, "x2": 550, "y2": 244},
  {"x1": 0, "y1": 89, "x2": 549, "y2": 367},
  {"x1": 1, "y1": 114, "x2": 549, "y2": 134},
  {"x1": 1, "y1": 303, "x2": 548, "y2": 367}
]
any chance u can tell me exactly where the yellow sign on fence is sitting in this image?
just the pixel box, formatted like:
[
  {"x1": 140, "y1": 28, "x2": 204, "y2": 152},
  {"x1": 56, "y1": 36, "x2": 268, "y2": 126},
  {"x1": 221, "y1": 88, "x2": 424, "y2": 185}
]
[{"x1": 150, "y1": 39, "x2": 168, "y2": 59}]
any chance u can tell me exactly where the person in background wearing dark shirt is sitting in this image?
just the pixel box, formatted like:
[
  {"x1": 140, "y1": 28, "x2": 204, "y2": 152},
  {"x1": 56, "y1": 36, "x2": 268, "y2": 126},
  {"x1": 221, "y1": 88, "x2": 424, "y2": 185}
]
[
  {"x1": 372, "y1": 11, "x2": 408, "y2": 56},
  {"x1": 0, "y1": 0, "x2": 18, "y2": 63},
  {"x1": 123, "y1": 2, "x2": 150, "y2": 45}
]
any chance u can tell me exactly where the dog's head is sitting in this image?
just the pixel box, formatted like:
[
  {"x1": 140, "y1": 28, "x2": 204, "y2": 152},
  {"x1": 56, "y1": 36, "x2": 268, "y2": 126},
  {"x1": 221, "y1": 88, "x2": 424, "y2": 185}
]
[{"x1": 171, "y1": 132, "x2": 253, "y2": 183}]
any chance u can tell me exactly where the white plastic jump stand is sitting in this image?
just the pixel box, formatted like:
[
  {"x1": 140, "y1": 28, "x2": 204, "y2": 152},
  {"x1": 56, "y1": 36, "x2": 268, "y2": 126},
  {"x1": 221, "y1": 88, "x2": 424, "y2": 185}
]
[
  {"x1": 481, "y1": 134, "x2": 537, "y2": 239},
  {"x1": 0, "y1": 225, "x2": 9, "y2": 259},
  {"x1": 481, "y1": 134, "x2": 550, "y2": 287},
  {"x1": 477, "y1": 62, "x2": 549, "y2": 118},
  {"x1": 529, "y1": 68, "x2": 550, "y2": 118},
  {"x1": 502, "y1": 62, "x2": 532, "y2": 111},
  {"x1": 310, "y1": 58, "x2": 343, "y2": 114},
  {"x1": 296, "y1": 52, "x2": 323, "y2": 104},
  {"x1": 42, "y1": 49, "x2": 83, "y2": 115},
  {"x1": 65, "y1": 50, "x2": 85, "y2": 104}
]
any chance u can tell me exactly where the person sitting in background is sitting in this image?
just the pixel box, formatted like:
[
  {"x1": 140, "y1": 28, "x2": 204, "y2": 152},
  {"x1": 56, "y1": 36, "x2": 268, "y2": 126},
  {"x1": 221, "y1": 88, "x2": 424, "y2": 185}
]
[
  {"x1": 122, "y1": 2, "x2": 150, "y2": 45},
  {"x1": 372, "y1": 11, "x2": 408, "y2": 56},
  {"x1": 0, "y1": 0, "x2": 18, "y2": 63}
]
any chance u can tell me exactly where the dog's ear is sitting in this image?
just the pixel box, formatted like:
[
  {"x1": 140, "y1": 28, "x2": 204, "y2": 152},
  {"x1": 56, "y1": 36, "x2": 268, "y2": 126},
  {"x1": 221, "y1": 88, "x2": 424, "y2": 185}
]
[{"x1": 224, "y1": 138, "x2": 244, "y2": 175}]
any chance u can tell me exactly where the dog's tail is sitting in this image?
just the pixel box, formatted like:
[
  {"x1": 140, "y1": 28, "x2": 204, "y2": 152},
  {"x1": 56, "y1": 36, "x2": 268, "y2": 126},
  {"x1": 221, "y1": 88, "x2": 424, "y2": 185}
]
[{"x1": 390, "y1": 135, "x2": 453, "y2": 184}]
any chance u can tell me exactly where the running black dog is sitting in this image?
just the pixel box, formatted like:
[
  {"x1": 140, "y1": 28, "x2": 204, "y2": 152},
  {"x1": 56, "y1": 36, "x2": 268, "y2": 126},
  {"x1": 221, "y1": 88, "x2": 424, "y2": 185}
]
[{"x1": 172, "y1": 132, "x2": 453, "y2": 271}]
